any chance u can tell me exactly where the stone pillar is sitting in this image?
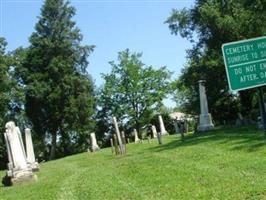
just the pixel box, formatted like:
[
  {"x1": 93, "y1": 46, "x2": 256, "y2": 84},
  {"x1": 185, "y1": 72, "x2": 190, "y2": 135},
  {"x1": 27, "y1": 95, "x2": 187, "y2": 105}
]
[
  {"x1": 3, "y1": 121, "x2": 37, "y2": 186},
  {"x1": 158, "y1": 115, "x2": 168, "y2": 135},
  {"x1": 25, "y1": 128, "x2": 39, "y2": 172},
  {"x1": 197, "y1": 80, "x2": 214, "y2": 132},
  {"x1": 89, "y1": 132, "x2": 100, "y2": 152},
  {"x1": 151, "y1": 125, "x2": 157, "y2": 138},
  {"x1": 134, "y1": 129, "x2": 140, "y2": 143},
  {"x1": 113, "y1": 117, "x2": 125, "y2": 155}
]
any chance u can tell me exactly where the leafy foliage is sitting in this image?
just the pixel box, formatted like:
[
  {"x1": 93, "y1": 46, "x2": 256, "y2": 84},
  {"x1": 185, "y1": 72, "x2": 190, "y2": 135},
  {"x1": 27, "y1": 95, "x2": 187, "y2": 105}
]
[
  {"x1": 16, "y1": 0, "x2": 95, "y2": 159},
  {"x1": 97, "y1": 49, "x2": 171, "y2": 138},
  {"x1": 166, "y1": 0, "x2": 266, "y2": 123}
]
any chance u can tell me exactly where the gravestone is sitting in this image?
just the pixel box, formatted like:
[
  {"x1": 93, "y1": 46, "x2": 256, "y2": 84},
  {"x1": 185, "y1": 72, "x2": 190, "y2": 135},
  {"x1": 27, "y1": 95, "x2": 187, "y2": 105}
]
[
  {"x1": 113, "y1": 134, "x2": 120, "y2": 155},
  {"x1": 151, "y1": 125, "x2": 157, "y2": 138},
  {"x1": 121, "y1": 131, "x2": 127, "y2": 154},
  {"x1": 3, "y1": 121, "x2": 37, "y2": 186},
  {"x1": 173, "y1": 118, "x2": 180, "y2": 133},
  {"x1": 158, "y1": 115, "x2": 168, "y2": 135},
  {"x1": 25, "y1": 128, "x2": 39, "y2": 172},
  {"x1": 113, "y1": 117, "x2": 126, "y2": 155},
  {"x1": 89, "y1": 132, "x2": 100, "y2": 152},
  {"x1": 197, "y1": 80, "x2": 214, "y2": 132},
  {"x1": 134, "y1": 129, "x2": 140, "y2": 143},
  {"x1": 157, "y1": 132, "x2": 163, "y2": 145},
  {"x1": 110, "y1": 138, "x2": 114, "y2": 154}
]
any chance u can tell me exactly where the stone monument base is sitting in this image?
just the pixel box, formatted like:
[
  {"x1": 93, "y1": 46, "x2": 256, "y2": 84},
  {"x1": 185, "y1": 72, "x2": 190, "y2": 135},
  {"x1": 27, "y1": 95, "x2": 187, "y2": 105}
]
[
  {"x1": 3, "y1": 169, "x2": 37, "y2": 186},
  {"x1": 161, "y1": 131, "x2": 169, "y2": 136},
  {"x1": 11, "y1": 173, "x2": 37, "y2": 186},
  {"x1": 28, "y1": 162, "x2": 40, "y2": 172},
  {"x1": 197, "y1": 113, "x2": 214, "y2": 132},
  {"x1": 88, "y1": 146, "x2": 100, "y2": 152}
]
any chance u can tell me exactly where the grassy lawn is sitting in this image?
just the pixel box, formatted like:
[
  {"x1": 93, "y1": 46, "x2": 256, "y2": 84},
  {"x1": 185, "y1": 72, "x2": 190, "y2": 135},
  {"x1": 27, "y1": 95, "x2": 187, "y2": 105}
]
[{"x1": 1, "y1": 126, "x2": 266, "y2": 200}]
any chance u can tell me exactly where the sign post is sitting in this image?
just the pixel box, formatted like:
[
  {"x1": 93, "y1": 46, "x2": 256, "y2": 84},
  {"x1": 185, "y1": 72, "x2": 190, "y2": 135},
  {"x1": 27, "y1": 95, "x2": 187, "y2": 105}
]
[{"x1": 222, "y1": 36, "x2": 266, "y2": 135}]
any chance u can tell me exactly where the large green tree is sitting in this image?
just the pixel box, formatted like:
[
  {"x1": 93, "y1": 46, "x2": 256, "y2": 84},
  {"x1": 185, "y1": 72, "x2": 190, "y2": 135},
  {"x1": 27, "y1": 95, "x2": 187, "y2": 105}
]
[
  {"x1": 17, "y1": 0, "x2": 95, "y2": 159},
  {"x1": 98, "y1": 49, "x2": 171, "y2": 136},
  {"x1": 0, "y1": 38, "x2": 11, "y2": 169},
  {"x1": 166, "y1": 0, "x2": 266, "y2": 123},
  {"x1": 0, "y1": 38, "x2": 25, "y2": 169}
]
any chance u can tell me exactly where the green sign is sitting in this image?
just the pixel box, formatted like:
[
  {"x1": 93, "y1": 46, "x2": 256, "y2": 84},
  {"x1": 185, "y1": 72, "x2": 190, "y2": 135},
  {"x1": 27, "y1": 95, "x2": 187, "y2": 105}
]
[{"x1": 222, "y1": 36, "x2": 266, "y2": 91}]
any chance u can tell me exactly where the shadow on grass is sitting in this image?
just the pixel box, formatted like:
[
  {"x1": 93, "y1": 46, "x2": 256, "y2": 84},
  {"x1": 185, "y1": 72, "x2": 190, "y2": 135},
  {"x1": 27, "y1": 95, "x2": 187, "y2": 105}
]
[{"x1": 147, "y1": 126, "x2": 266, "y2": 153}]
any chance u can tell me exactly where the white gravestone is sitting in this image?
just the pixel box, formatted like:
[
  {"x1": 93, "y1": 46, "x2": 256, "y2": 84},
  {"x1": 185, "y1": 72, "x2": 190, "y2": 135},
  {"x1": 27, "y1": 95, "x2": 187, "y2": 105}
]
[
  {"x1": 90, "y1": 132, "x2": 100, "y2": 152},
  {"x1": 151, "y1": 125, "x2": 157, "y2": 138},
  {"x1": 134, "y1": 129, "x2": 140, "y2": 143},
  {"x1": 25, "y1": 128, "x2": 39, "y2": 171},
  {"x1": 158, "y1": 115, "x2": 168, "y2": 135},
  {"x1": 197, "y1": 80, "x2": 214, "y2": 132},
  {"x1": 3, "y1": 121, "x2": 37, "y2": 185}
]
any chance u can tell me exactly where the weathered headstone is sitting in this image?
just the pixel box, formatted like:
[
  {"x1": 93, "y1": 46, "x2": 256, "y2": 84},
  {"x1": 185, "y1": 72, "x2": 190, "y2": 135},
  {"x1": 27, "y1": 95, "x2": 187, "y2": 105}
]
[
  {"x1": 3, "y1": 121, "x2": 37, "y2": 186},
  {"x1": 25, "y1": 128, "x2": 39, "y2": 172},
  {"x1": 197, "y1": 80, "x2": 214, "y2": 132},
  {"x1": 110, "y1": 138, "x2": 114, "y2": 154},
  {"x1": 134, "y1": 129, "x2": 140, "y2": 143},
  {"x1": 151, "y1": 125, "x2": 157, "y2": 138},
  {"x1": 173, "y1": 118, "x2": 180, "y2": 133},
  {"x1": 89, "y1": 132, "x2": 100, "y2": 152},
  {"x1": 113, "y1": 117, "x2": 126, "y2": 155},
  {"x1": 121, "y1": 131, "x2": 127, "y2": 154},
  {"x1": 147, "y1": 136, "x2": 151, "y2": 144},
  {"x1": 113, "y1": 134, "x2": 120, "y2": 155},
  {"x1": 157, "y1": 132, "x2": 163, "y2": 145},
  {"x1": 158, "y1": 115, "x2": 168, "y2": 135}
]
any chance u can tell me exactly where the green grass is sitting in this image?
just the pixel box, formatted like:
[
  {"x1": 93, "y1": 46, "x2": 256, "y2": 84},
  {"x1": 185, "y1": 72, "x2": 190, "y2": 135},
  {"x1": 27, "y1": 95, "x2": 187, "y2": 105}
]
[{"x1": 1, "y1": 126, "x2": 266, "y2": 200}]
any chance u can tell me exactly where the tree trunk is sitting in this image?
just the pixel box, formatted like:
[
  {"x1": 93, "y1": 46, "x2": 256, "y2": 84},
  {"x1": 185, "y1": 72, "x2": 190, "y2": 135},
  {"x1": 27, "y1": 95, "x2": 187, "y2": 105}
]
[{"x1": 49, "y1": 132, "x2": 57, "y2": 160}]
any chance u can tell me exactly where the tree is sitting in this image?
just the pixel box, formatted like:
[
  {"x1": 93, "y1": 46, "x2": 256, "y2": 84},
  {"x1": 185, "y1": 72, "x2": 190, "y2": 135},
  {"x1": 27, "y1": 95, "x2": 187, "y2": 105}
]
[
  {"x1": 17, "y1": 0, "x2": 95, "y2": 160},
  {"x1": 98, "y1": 49, "x2": 171, "y2": 137},
  {"x1": 165, "y1": 0, "x2": 266, "y2": 123},
  {"x1": 0, "y1": 38, "x2": 11, "y2": 169}
]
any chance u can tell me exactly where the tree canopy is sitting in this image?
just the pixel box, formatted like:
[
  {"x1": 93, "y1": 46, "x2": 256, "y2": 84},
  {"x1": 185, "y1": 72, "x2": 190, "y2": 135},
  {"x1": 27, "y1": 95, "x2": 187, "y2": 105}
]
[
  {"x1": 16, "y1": 0, "x2": 95, "y2": 159},
  {"x1": 165, "y1": 0, "x2": 266, "y2": 123},
  {"x1": 97, "y1": 49, "x2": 171, "y2": 137}
]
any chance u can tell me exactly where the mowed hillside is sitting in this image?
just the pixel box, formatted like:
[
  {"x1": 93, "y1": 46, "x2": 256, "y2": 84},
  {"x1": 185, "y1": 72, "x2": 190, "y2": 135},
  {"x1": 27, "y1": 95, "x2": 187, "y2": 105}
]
[{"x1": 1, "y1": 126, "x2": 266, "y2": 200}]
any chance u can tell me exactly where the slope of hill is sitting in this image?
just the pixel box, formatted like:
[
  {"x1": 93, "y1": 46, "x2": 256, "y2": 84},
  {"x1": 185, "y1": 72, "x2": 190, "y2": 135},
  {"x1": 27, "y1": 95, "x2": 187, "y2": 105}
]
[{"x1": 1, "y1": 126, "x2": 266, "y2": 200}]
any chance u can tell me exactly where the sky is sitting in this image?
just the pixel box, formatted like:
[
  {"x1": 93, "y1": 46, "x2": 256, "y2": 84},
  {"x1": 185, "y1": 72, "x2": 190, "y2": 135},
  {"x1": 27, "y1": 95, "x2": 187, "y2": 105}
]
[{"x1": 0, "y1": 0, "x2": 195, "y2": 107}]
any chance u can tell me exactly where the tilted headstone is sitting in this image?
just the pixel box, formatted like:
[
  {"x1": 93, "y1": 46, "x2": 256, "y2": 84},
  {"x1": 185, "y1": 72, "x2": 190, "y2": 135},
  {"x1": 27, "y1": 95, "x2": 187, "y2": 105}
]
[
  {"x1": 134, "y1": 129, "x2": 140, "y2": 143},
  {"x1": 158, "y1": 115, "x2": 168, "y2": 135},
  {"x1": 151, "y1": 125, "x2": 157, "y2": 138},
  {"x1": 113, "y1": 117, "x2": 125, "y2": 155},
  {"x1": 89, "y1": 132, "x2": 100, "y2": 152},
  {"x1": 197, "y1": 80, "x2": 214, "y2": 132},
  {"x1": 25, "y1": 128, "x2": 39, "y2": 172},
  {"x1": 3, "y1": 121, "x2": 37, "y2": 185}
]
